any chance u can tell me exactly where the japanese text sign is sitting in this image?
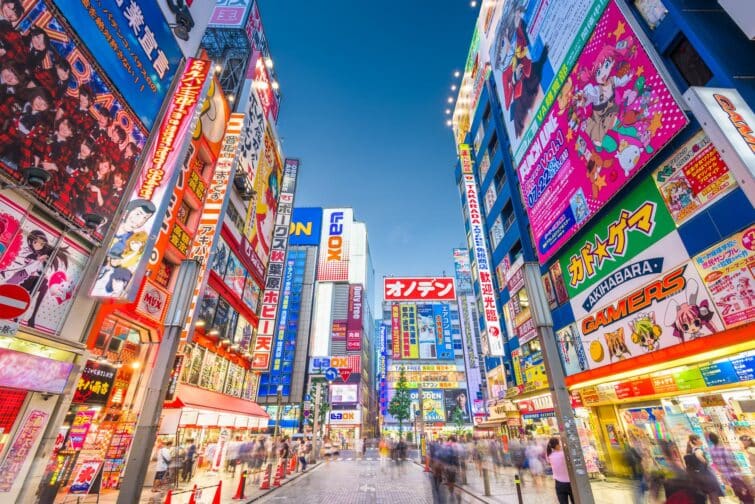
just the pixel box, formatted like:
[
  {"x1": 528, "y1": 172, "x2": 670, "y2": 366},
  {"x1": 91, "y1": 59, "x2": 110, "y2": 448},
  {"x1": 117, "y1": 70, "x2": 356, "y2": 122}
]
[
  {"x1": 54, "y1": 0, "x2": 183, "y2": 128},
  {"x1": 73, "y1": 360, "x2": 117, "y2": 405},
  {"x1": 516, "y1": 0, "x2": 687, "y2": 263},
  {"x1": 91, "y1": 58, "x2": 211, "y2": 301},
  {"x1": 347, "y1": 284, "x2": 363, "y2": 351},
  {"x1": 251, "y1": 159, "x2": 299, "y2": 371},
  {"x1": 384, "y1": 277, "x2": 457, "y2": 301}
]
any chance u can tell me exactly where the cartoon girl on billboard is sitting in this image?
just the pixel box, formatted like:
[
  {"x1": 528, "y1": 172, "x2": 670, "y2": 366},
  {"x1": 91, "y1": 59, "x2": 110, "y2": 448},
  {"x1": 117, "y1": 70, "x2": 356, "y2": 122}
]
[{"x1": 665, "y1": 278, "x2": 718, "y2": 342}]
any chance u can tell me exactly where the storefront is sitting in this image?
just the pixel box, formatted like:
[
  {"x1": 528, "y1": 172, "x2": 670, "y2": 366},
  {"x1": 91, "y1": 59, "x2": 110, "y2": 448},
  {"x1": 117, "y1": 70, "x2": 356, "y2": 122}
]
[
  {"x1": 327, "y1": 409, "x2": 362, "y2": 448},
  {"x1": 567, "y1": 325, "x2": 754, "y2": 479}
]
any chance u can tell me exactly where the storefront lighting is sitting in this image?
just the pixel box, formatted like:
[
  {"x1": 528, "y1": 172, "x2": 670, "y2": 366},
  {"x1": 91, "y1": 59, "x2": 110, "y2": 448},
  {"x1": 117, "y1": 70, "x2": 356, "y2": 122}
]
[
  {"x1": 208, "y1": 329, "x2": 220, "y2": 337},
  {"x1": 130, "y1": 361, "x2": 140, "y2": 370},
  {"x1": 195, "y1": 320, "x2": 206, "y2": 328}
]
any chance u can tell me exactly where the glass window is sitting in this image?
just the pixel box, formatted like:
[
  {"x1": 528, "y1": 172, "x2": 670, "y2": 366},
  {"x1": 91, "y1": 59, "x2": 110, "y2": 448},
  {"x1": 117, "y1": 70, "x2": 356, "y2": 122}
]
[{"x1": 669, "y1": 35, "x2": 712, "y2": 87}]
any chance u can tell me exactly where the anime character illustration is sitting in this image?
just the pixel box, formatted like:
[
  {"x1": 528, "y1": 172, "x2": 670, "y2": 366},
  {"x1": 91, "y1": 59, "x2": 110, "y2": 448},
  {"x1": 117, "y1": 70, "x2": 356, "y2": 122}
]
[
  {"x1": 615, "y1": 139, "x2": 643, "y2": 177},
  {"x1": 104, "y1": 267, "x2": 132, "y2": 297},
  {"x1": 663, "y1": 178, "x2": 694, "y2": 215},
  {"x1": 665, "y1": 278, "x2": 718, "y2": 342},
  {"x1": 47, "y1": 270, "x2": 73, "y2": 304},
  {"x1": 570, "y1": 189, "x2": 590, "y2": 224},
  {"x1": 0, "y1": 209, "x2": 21, "y2": 261},
  {"x1": 604, "y1": 327, "x2": 632, "y2": 362},
  {"x1": 735, "y1": 274, "x2": 755, "y2": 308},
  {"x1": 251, "y1": 168, "x2": 280, "y2": 262},
  {"x1": 119, "y1": 231, "x2": 147, "y2": 270},
  {"x1": 491, "y1": 0, "x2": 549, "y2": 138},
  {"x1": 630, "y1": 312, "x2": 662, "y2": 352}
]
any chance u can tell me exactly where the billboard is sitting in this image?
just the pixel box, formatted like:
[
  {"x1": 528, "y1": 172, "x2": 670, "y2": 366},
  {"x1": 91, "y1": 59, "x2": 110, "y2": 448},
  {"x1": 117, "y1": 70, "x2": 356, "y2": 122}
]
[
  {"x1": 556, "y1": 323, "x2": 589, "y2": 376},
  {"x1": 453, "y1": 249, "x2": 473, "y2": 294},
  {"x1": 0, "y1": 0, "x2": 148, "y2": 237},
  {"x1": 384, "y1": 277, "x2": 456, "y2": 301},
  {"x1": 328, "y1": 409, "x2": 361, "y2": 425},
  {"x1": 400, "y1": 303, "x2": 419, "y2": 359},
  {"x1": 289, "y1": 208, "x2": 323, "y2": 246},
  {"x1": 330, "y1": 384, "x2": 358, "y2": 404},
  {"x1": 91, "y1": 59, "x2": 211, "y2": 301},
  {"x1": 435, "y1": 303, "x2": 455, "y2": 360},
  {"x1": 391, "y1": 303, "x2": 401, "y2": 359},
  {"x1": 346, "y1": 284, "x2": 363, "y2": 351},
  {"x1": 489, "y1": 0, "x2": 609, "y2": 164},
  {"x1": 208, "y1": 0, "x2": 253, "y2": 28},
  {"x1": 460, "y1": 145, "x2": 504, "y2": 356},
  {"x1": 517, "y1": 0, "x2": 688, "y2": 263},
  {"x1": 247, "y1": 126, "x2": 283, "y2": 268},
  {"x1": 416, "y1": 304, "x2": 437, "y2": 359},
  {"x1": 252, "y1": 51, "x2": 279, "y2": 123},
  {"x1": 578, "y1": 263, "x2": 723, "y2": 371},
  {"x1": 182, "y1": 114, "x2": 245, "y2": 341},
  {"x1": 444, "y1": 389, "x2": 471, "y2": 422},
  {"x1": 317, "y1": 208, "x2": 352, "y2": 281},
  {"x1": 54, "y1": 0, "x2": 182, "y2": 129},
  {"x1": 236, "y1": 83, "x2": 265, "y2": 183},
  {"x1": 251, "y1": 159, "x2": 298, "y2": 370},
  {"x1": 693, "y1": 226, "x2": 755, "y2": 329},
  {"x1": 558, "y1": 177, "x2": 690, "y2": 319},
  {"x1": 652, "y1": 131, "x2": 738, "y2": 226}
]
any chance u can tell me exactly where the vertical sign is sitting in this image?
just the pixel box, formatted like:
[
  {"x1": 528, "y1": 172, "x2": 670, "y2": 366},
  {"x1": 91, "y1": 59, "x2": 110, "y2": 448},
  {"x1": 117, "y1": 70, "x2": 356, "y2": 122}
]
[
  {"x1": 182, "y1": 113, "x2": 245, "y2": 340},
  {"x1": 460, "y1": 145, "x2": 504, "y2": 355},
  {"x1": 317, "y1": 209, "x2": 352, "y2": 281},
  {"x1": 346, "y1": 284, "x2": 363, "y2": 351},
  {"x1": 391, "y1": 303, "x2": 401, "y2": 359},
  {"x1": 92, "y1": 59, "x2": 212, "y2": 301},
  {"x1": 251, "y1": 159, "x2": 299, "y2": 370}
]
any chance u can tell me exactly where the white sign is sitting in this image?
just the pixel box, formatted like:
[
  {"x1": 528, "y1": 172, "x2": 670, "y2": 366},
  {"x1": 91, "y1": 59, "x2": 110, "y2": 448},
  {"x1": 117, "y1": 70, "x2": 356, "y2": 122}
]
[
  {"x1": 328, "y1": 409, "x2": 361, "y2": 425},
  {"x1": 330, "y1": 384, "x2": 358, "y2": 404},
  {"x1": 685, "y1": 87, "x2": 755, "y2": 207}
]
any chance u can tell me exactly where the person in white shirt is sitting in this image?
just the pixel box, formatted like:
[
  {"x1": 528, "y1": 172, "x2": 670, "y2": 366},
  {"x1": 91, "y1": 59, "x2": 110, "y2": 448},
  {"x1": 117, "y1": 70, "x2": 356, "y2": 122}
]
[{"x1": 153, "y1": 440, "x2": 173, "y2": 491}]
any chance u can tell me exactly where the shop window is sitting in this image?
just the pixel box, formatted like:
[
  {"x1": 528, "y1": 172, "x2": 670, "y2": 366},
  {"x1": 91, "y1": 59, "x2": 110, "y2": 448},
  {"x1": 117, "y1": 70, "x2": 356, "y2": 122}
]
[
  {"x1": 510, "y1": 240, "x2": 523, "y2": 265},
  {"x1": 487, "y1": 132, "x2": 499, "y2": 160},
  {"x1": 482, "y1": 103, "x2": 492, "y2": 130},
  {"x1": 493, "y1": 163, "x2": 506, "y2": 192},
  {"x1": 669, "y1": 35, "x2": 712, "y2": 87},
  {"x1": 0, "y1": 389, "x2": 27, "y2": 451}
]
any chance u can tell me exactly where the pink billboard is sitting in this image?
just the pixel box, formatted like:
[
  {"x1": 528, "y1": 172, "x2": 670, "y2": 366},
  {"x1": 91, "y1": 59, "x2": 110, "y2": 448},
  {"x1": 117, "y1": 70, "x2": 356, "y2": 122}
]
[{"x1": 516, "y1": 0, "x2": 687, "y2": 263}]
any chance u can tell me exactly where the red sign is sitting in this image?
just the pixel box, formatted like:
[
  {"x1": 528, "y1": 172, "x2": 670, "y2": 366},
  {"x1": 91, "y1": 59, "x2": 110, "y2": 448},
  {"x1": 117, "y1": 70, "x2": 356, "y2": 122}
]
[
  {"x1": 0, "y1": 284, "x2": 31, "y2": 319},
  {"x1": 339, "y1": 369, "x2": 352, "y2": 382},
  {"x1": 384, "y1": 277, "x2": 457, "y2": 301},
  {"x1": 614, "y1": 377, "x2": 656, "y2": 399}
]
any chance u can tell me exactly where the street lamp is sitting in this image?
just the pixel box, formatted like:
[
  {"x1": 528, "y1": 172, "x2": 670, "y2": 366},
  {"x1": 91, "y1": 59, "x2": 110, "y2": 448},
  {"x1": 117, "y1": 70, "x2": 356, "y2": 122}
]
[{"x1": 274, "y1": 384, "x2": 284, "y2": 439}]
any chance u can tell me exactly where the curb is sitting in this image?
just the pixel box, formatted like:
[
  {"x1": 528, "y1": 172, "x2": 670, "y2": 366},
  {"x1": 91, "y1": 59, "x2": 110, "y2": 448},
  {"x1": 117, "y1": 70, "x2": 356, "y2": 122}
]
[
  {"x1": 411, "y1": 461, "x2": 491, "y2": 503},
  {"x1": 245, "y1": 461, "x2": 324, "y2": 502}
]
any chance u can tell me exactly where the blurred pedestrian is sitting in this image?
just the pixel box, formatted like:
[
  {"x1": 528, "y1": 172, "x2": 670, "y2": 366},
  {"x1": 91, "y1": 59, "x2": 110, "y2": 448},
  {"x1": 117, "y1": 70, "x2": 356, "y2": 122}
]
[
  {"x1": 708, "y1": 432, "x2": 754, "y2": 504},
  {"x1": 182, "y1": 438, "x2": 196, "y2": 482},
  {"x1": 547, "y1": 437, "x2": 573, "y2": 504},
  {"x1": 153, "y1": 440, "x2": 173, "y2": 492},
  {"x1": 742, "y1": 435, "x2": 755, "y2": 476},
  {"x1": 299, "y1": 438, "x2": 310, "y2": 471},
  {"x1": 684, "y1": 434, "x2": 722, "y2": 504},
  {"x1": 526, "y1": 436, "x2": 546, "y2": 490}
]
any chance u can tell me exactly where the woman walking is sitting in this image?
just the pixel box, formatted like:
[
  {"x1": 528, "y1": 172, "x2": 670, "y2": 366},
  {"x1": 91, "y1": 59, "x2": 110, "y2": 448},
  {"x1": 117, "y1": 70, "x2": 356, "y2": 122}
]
[
  {"x1": 547, "y1": 437, "x2": 574, "y2": 504},
  {"x1": 684, "y1": 434, "x2": 722, "y2": 503}
]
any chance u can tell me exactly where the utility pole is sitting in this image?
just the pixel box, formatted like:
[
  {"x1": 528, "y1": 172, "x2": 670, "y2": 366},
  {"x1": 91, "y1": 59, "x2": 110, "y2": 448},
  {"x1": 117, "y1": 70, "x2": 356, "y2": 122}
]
[
  {"x1": 117, "y1": 261, "x2": 199, "y2": 504},
  {"x1": 523, "y1": 263, "x2": 594, "y2": 504},
  {"x1": 311, "y1": 382, "x2": 321, "y2": 463},
  {"x1": 417, "y1": 381, "x2": 425, "y2": 460}
]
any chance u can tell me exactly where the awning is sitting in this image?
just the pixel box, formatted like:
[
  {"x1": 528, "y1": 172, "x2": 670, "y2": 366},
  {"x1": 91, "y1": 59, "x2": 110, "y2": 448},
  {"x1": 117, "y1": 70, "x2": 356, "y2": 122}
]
[
  {"x1": 164, "y1": 384, "x2": 269, "y2": 418},
  {"x1": 474, "y1": 418, "x2": 507, "y2": 429}
]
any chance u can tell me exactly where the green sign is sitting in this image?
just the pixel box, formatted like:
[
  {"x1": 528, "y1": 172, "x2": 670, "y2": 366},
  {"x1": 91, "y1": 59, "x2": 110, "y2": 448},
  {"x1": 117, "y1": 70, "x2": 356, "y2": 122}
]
[
  {"x1": 673, "y1": 367, "x2": 706, "y2": 391},
  {"x1": 558, "y1": 177, "x2": 676, "y2": 299}
]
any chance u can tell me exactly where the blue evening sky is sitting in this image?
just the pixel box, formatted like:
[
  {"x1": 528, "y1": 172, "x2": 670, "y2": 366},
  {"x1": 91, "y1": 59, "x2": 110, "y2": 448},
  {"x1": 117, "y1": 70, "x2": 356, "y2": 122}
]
[{"x1": 262, "y1": 1, "x2": 479, "y2": 307}]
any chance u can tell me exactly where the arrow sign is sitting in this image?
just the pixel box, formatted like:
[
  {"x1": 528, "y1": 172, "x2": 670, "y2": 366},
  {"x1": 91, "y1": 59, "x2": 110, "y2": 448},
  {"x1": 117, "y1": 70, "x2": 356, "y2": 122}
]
[
  {"x1": 324, "y1": 367, "x2": 338, "y2": 382},
  {"x1": 0, "y1": 284, "x2": 31, "y2": 319},
  {"x1": 339, "y1": 368, "x2": 351, "y2": 382}
]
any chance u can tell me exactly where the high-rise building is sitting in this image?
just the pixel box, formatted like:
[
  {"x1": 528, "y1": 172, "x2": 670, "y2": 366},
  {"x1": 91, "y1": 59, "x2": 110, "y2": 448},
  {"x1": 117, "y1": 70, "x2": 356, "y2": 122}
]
[{"x1": 452, "y1": 0, "x2": 755, "y2": 479}]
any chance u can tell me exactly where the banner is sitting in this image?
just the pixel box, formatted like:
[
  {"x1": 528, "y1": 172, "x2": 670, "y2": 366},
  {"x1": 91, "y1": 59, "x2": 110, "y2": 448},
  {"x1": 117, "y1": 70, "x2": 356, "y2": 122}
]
[
  {"x1": 236, "y1": 83, "x2": 265, "y2": 183},
  {"x1": 652, "y1": 131, "x2": 738, "y2": 225},
  {"x1": 417, "y1": 304, "x2": 437, "y2": 359},
  {"x1": 436, "y1": 303, "x2": 455, "y2": 360},
  {"x1": 54, "y1": 0, "x2": 182, "y2": 128},
  {"x1": 346, "y1": 284, "x2": 363, "y2": 351},
  {"x1": 400, "y1": 304, "x2": 419, "y2": 359},
  {"x1": 517, "y1": 0, "x2": 688, "y2": 263},
  {"x1": 72, "y1": 360, "x2": 117, "y2": 405},
  {"x1": 317, "y1": 208, "x2": 352, "y2": 281},
  {"x1": 558, "y1": 177, "x2": 690, "y2": 318},
  {"x1": 289, "y1": 208, "x2": 323, "y2": 246},
  {"x1": 556, "y1": 324, "x2": 590, "y2": 376},
  {"x1": 444, "y1": 389, "x2": 471, "y2": 423},
  {"x1": 251, "y1": 159, "x2": 299, "y2": 370},
  {"x1": 693, "y1": 227, "x2": 755, "y2": 329},
  {"x1": 453, "y1": 249, "x2": 473, "y2": 294},
  {"x1": 578, "y1": 263, "x2": 723, "y2": 371},
  {"x1": 489, "y1": 0, "x2": 610, "y2": 164},
  {"x1": 209, "y1": 0, "x2": 253, "y2": 28},
  {"x1": 91, "y1": 58, "x2": 211, "y2": 301},
  {"x1": 460, "y1": 145, "x2": 504, "y2": 355},
  {"x1": 391, "y1": 303, "x2": 401, "y2": 359},
  {"x1": 246, "y1": 126, "x2": 282, "y2": 268},
  {"x1": 384, "y1": 277, "x2": 456, "y2": 301}
]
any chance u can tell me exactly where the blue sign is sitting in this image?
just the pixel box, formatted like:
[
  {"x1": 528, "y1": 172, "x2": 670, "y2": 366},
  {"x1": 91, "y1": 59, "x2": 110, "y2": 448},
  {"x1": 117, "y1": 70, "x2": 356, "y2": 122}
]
[
  {"x1": 700, "y1": 361, "x2": 740, "y2": 387},
  {"x1": 289, "y1": 208, "x2": 323, "y2": 246},
  {"x1": 325, "y1": 367, "x2": 338, "y2": 382},
  {"x1": 731, "y1": 355, "x2": 755, "y2": 382},
  {"x1": 54, "y1": 0, "x2": 183, "y2": 128}
]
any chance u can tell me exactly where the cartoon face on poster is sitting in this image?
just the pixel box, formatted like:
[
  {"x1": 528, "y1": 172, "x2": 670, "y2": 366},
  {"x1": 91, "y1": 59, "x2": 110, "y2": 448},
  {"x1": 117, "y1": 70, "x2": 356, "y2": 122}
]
[
  {"x1": 489, "y1": 0, "x2": 610, "y2": 164},
  {"x1": 517, "y1": 0, "x2": 687, "y2": 263},
  {"x1": 444, "y1": 389, "x2": 471, "y2": 422},
  {"x1": 579, "y1": 263, "x2": 722, "y2": 370},
  {"x1": 246, "y1": 127, "x2": 282, "y2": 267},
  {"x1": 0, "y1": 198, "x2": 87, "y2": 335},
  {"x1": 693, "y1": 227, "x2": 755, "y2": 329}
]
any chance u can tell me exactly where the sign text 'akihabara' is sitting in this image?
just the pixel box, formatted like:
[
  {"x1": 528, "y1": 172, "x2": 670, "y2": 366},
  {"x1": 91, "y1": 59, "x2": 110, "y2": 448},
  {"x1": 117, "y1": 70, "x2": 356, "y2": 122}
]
[
  {"x1": 460, "y1": 144, "x2": 504, "y2": 356},
  {"x1": 251, "y1": 159, "x2": 299, "y2": 370},
  {"x1": 384, "y1": 278, "x2": 456, "y2": 301},
  {"x1": 183, "y1": 114, "x2": 246, "y2": 341},
  {"x1": 91, "y1": 59, "x2": 212, "y2": 301}
]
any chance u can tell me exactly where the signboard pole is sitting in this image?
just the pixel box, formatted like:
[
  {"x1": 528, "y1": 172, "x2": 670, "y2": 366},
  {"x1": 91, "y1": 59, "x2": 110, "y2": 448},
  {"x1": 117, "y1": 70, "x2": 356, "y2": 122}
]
[
  {"x1": 523, "y1": 263, "x2": 594, "y2": 504},
  {"x1": 116, "y1": 261, "x2": 199, "y2": 504},
  {"x1": 311, "y1": 383, "x2": 322, "y2": 464}
]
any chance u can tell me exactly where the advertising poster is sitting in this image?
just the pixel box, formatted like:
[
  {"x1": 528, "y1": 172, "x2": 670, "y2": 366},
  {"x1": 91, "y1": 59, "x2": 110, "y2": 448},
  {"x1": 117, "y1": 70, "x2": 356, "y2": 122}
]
[
  {"x1": 68, "y1": 460, "x2": 101, "y2": 494},
  {"x1": 693, "y1": 226, "x2": 755, "y2": 328},
  {"x1": 317, "y1": 208, "x2": 352, "y2": 282},
  {"x1": 556, "y1": 324, "x2": 590, "y2": 376},
  {"x1": 0, "y1": 348, "x2": 72, "y2": 394},
  {"x1": 236, "y1": 83, "x2": 265, "y2": 184},
  {"x1": 558, "y1": 177, "x2": 690, "y2": 319},
  {"x1": 444, "y1": 389, "x2": 471, "y2": 422},
  {"x1": 400, "y1": 304, "x2": 419, "y2": 359},
  {"x1": 652, "y1": 131, "x2": 737, "y2": 226},
  {"x1": 247, "y1": 126, "x2": 282, "y2": 269},
  {"x1": 489, "y1": 0, "x2": 610, "y2": 164},
  {"x1": 414, "y1": 389, "x2": 446, "y2": 422},
  {"x1": 417, "y1": 304, "x2": 437, "y2": 359},
  {"x1": 330, "y1": 384, "x2": 358, "y2": 404},
  {"x1": 72, "y1": 360, "x2": 117, "y2": 405},
  {"x1": 53, "y1": 0, "x2": 182, "y2": 128},
  {"x1": 517, "y1": 0, "x2": 688, "y2": 263},
  {"x1": 0, "y1": 409, "x2": 49, "y2": 493},
  {"x1": 578, "y1": 263, "x2": 723, "y2": 370},
  {"x1": 91, "y1": 59, "x2": 211, "y2": 301},
  {"x1": 67, "y1": 410, "x2": 95, "y2": 451},
  {"x1": 453, "y1": 249, "x2": 473, "y2": 295},
  {"x1": 549, "y1": 261, "x2": 569, "y2": 305},
  {"x1": 346, "y1": 284, "x2": 363, "y2": 351},
  {"x1": 0, "y1": 1, "x2": 147, "y2": 237},
  {"x1": 289, "y1": 207, "x2": 323, "y2": 246}
]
